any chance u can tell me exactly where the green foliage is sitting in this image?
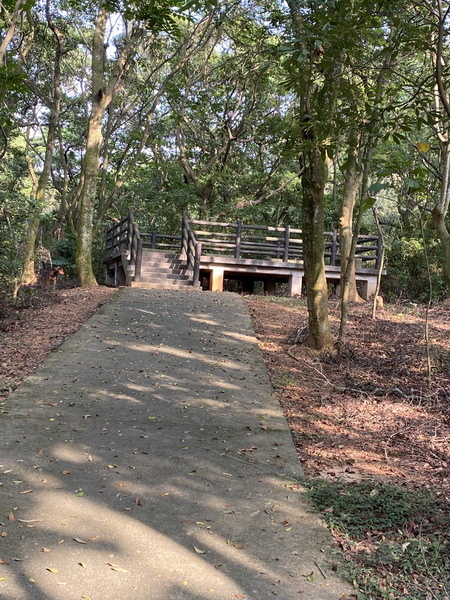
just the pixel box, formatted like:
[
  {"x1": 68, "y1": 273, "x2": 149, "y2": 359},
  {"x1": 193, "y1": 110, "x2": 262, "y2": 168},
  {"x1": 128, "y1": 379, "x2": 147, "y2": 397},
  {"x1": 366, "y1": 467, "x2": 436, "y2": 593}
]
[
  {"x1": 384, "y1": 235, "x2": 447, "y2": 302},
  {"x1": 305, "y1": 479, "x2": 450, "y2": 600},
  {"x1": 306, "y1": 480, "x2": 435, "y2": 537}
]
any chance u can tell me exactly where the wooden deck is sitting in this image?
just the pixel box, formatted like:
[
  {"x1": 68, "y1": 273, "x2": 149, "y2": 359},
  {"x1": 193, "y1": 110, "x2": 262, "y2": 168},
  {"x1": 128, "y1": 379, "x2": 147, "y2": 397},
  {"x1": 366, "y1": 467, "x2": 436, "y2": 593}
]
[{"x1": 103, "y1": 213, "x2": 383, "y2": 298}]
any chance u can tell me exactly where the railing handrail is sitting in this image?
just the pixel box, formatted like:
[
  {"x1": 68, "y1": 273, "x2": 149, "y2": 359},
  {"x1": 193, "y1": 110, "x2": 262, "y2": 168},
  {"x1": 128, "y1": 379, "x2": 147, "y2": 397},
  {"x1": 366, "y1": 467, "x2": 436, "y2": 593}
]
[
  {"x1": 105, "y1": 215, "x2": 382, "y2": 275},
  {"x1": 186, "y1": 218, "x2": 381, "y2": 267},
  {"x1": 104, "y1": 212, "x2": 143, "y2": 283}
]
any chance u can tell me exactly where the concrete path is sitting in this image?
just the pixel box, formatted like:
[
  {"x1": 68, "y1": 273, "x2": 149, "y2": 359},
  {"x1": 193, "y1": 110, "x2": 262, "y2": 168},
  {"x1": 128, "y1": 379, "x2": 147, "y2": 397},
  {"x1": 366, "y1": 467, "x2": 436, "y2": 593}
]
[{"x1": 0, "y1": 289, "x2": 352, "y2": 600}]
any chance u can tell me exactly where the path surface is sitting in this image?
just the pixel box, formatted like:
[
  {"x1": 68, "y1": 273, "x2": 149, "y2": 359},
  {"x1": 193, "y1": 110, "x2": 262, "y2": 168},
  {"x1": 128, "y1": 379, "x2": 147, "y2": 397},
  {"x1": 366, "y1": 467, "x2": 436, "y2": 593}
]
[{"x1": 1, "y1": 289, "x2": 351, "y2": 600}]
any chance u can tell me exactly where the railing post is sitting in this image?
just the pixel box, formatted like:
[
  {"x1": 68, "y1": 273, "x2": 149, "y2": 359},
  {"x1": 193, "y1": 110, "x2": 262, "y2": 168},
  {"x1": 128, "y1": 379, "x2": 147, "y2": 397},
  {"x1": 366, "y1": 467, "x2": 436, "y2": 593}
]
[
  {"x1": 180, "y1": 216, "x2": 187, "y2": 260},
  {"x1": 283, "y1": 225, "x2": 290, "y2": 262},
  {"x1": 135, "y1": 238, "x2": 143, "y2": 282},
  {"x1": 375, "y1": 235, "x2": 383, "y2": 270},
  {"x1": 193, "y1": 242, "x2": 202, "y2": 287},
  {"x1": 151, "y1": 232, "x2": 157, "y2": 249},
  {"x1": 235, "y1": 221, "x2": 242, "y2": 258},
  {"x1": 331, "y1": 230, "x2": 338, "y2": 266}
]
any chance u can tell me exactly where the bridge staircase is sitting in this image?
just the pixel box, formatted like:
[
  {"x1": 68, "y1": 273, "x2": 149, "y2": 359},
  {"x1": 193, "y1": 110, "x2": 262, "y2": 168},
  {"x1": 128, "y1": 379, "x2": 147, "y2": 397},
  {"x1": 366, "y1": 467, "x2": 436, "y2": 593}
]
[
  {"x1": 103, "y1": 212, "x2": 384, "y2": 298},
  {"x1": 131, "y1": 251, "x2": 193, "y2": 290}
]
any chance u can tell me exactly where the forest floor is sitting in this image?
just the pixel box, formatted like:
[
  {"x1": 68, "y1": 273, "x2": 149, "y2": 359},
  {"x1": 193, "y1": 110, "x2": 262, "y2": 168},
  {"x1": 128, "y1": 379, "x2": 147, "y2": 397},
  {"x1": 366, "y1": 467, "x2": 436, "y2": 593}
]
[{"x1": 244, "y1": 295, "x2": 450, "y2": 493}]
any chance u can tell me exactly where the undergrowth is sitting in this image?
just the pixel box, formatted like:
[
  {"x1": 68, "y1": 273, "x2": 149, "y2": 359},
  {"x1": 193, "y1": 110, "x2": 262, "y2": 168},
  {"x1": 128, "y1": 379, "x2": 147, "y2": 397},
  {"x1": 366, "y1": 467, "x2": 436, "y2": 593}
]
[{"x1": 305, "y1": 479, "x2": 450, "y2": 599}]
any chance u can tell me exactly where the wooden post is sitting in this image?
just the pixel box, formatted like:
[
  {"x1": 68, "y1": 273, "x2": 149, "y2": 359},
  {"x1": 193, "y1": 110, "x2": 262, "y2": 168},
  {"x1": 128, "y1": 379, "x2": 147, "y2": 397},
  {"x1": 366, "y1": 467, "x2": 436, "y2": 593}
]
[
  {"x1": 193, "y1": 242, "x2": 202, "y2": 287},
  {"x1": 283, "y1": 225, "x2": 290, "y2": 262},
  {"x1": 235, "y1": 221, "x2": 242, "y2": 258},
  {"x1": 375, "y1": 235, "x2": 383, "y2": 270},
  {"x1": 150, "y1": 232, "x2": 157, "y2": 249},
  {"x1": 180, "y1": 216, "x2": 187, "y2": 259},
  {"x1": 134, "y1": 238, "x2": 143, "y2": 282},
  {"x1": 331, "y1": 230, "x2": 337, "y2": 266}
]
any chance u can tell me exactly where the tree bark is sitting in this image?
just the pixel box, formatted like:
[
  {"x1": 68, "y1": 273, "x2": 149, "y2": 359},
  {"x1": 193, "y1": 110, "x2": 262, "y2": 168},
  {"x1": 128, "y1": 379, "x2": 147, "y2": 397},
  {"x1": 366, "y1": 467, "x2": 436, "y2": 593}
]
[
  {"x1": 302, "y1": 147, "x2": 333, "y2": 349},
  {"x1": 74, "y1": 6, "x2": 136, "y2": 285},
  {"x1": 339, "y1": 129, "x2": 364, "y2": 302},
  {"x1": 433, "y1": 148, "x2": 450, "y2": 294}
]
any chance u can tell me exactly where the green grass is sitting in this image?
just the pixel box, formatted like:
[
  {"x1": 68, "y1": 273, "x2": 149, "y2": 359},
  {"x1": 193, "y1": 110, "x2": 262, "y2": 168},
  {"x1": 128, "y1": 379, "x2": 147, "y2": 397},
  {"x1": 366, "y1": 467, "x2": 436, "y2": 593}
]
[{"x1": 304, "y1": 479, "x2": 450, "y2": 599}]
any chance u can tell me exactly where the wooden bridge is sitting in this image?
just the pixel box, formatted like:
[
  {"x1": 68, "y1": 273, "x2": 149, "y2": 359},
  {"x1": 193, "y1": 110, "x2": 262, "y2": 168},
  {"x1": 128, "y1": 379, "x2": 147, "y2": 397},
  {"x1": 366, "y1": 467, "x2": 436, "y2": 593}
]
[{"x1": 103, "y1": 213, "x2": 383, "y2": 298}]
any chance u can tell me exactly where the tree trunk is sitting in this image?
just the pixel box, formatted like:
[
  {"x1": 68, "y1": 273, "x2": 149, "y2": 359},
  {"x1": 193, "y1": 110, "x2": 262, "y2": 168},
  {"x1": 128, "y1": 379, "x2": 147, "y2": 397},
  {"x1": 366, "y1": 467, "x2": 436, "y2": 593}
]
[
  {"x1": 20, "y1": 7, "x2": 63, "y2": 286},
  {"x1": 339, "y1": 130, "x2": 364, "y2": 302},
  {"x1": 74, "y1": 6, "x2": 138, "y2": 285},
  {"x1": 74, "y1": 6, "x2": 108, "y2": 286},
  {"x1": 432, "y1": 204, "x2": 450, "y2": 294},
  {"x1": 302, "y1": 147, "x2": 333, "y2": 349}
]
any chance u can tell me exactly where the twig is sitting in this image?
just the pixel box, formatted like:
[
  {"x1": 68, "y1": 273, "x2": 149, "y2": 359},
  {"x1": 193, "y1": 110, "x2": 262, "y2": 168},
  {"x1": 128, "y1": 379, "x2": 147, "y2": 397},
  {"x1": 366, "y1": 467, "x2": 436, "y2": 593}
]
[
  {"x1": 314, "y1": 560, "x2": 327, "y2": 579},
  {"x1": 286, "y1": 347, "x2": 431, "y2": 400},
  {"x1": 382, "y1": 425, "x2": 414, "y2": 460},
  {"x1": 286, "y1": 347, "x2": 369, "y2": 396}
]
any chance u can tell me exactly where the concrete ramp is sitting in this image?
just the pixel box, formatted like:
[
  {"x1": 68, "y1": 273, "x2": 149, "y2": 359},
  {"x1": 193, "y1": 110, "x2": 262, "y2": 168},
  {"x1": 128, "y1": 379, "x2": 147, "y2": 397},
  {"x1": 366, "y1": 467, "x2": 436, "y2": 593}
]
[{"x1": 0, "y1": 289, "x2": 351, "y2": 599}]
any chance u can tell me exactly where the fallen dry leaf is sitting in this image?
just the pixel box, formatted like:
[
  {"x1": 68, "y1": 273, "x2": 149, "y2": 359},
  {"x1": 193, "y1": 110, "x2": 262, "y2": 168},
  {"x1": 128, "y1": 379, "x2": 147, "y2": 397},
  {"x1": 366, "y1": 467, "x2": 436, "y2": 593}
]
[
  {"x1": 107, "y1": 563, "x2": 129, "y2": 573},
  {"x1": 41, "y1": 548, "x2": 52, "y2": 553},
  {"x1": 73, "y1": 538, "x2": 87, "y2": 544},
  {"x1": 17, "y1": 519, "x2": 42, "y2": 523},
  {"x1": 46, "y1": 567, "x2": 59, "y2": 574},
  {"x1": 193, "y1": 546, "x2": 206, "y2": 554},
  {"x1": 8, "y1": 512, "x2": 15, "y2": 522},
  {"x1": 20, "y1": 490, "x2": 33, "y2": 494}
]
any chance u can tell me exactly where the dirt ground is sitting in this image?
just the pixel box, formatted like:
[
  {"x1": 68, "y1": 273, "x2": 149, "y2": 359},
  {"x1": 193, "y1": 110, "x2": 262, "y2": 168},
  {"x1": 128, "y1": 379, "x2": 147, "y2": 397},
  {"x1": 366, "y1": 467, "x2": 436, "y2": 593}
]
[
  {"x1": 1, "y1": 286, "x2": 449, "y2": 494},
  {"x1": 245, "y1": 296, "x2": 450, "y2": 494}
]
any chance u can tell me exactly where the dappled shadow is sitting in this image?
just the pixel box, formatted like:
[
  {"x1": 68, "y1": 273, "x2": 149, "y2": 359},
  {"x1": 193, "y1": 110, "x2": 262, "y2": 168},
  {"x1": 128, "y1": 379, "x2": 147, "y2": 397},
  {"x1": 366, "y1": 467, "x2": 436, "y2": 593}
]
[
  {"x1": 245, "y1": 296, "x2": 450, "y2": 489},
  {"x1": 0, "y1": 290, "x2": 349, "y2": 600}
]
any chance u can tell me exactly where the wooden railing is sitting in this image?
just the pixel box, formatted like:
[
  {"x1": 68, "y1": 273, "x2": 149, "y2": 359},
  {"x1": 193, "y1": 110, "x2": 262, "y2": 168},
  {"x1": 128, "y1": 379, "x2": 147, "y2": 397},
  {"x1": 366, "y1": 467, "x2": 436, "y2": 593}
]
[
  {"x1": 140, "y1": 232, "x2": 181, "y2": 252},
  {"x1": 189, "y1": 219, "x2": 382, "y2": 269},
  {"x1": 104, "y1": 212, "x2": 143, "y2": 283},
  {"x1": 104, "y1": 215, "x2": 383, "y2": 286}
]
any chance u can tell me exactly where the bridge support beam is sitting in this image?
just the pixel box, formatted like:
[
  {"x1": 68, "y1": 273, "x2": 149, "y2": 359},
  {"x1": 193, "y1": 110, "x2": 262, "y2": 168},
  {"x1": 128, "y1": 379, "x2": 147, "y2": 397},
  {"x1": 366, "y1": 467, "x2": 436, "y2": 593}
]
[
  {"x1": 360, "y1": 275, "x2": 377, "y2": 300},
  {"x1": 210, "y1": 267, "x2": 225, "y2": 292},
  {"x1": 288, "y1": 271, "x2": 302, "y2": 296}
]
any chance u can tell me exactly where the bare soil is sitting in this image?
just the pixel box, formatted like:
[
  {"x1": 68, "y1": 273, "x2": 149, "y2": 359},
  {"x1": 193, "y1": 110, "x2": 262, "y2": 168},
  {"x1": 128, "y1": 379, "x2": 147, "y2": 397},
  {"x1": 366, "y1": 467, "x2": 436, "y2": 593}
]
[
  {"x1": 1, "y1": 287, "x2": 449, "y2": 494},
  {"x1": 244, "y1": 296, "x2": 450, "y2": 493}
]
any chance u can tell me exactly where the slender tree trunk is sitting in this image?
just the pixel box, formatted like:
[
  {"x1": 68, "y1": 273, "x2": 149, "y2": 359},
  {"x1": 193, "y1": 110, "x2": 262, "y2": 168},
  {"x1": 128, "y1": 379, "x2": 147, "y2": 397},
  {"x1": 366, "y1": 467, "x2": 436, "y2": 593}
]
[
  {"x1": 75, "y1": 6, "x2": 108, "y2": 286},
  {"x1": 0, "y1": 0, "x2": 27, "y2": 64},
  {"x1": 74, "y1": 7, "x2": 137, "y2": 285},
  {"x1": 339, "y1": 129, "x2": 363, "y2": 302},
  {"x1": 20, "y1": 6, "x2": 63, "y2": 286},
  {"x1": 432, "y1": 144, "x2": 450, "y2": 298},
  {"x1": 302, "y1": 147, "x2": 333, "y2": 349}
]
